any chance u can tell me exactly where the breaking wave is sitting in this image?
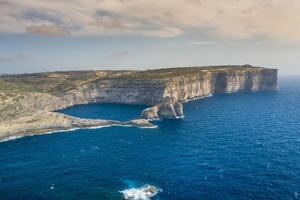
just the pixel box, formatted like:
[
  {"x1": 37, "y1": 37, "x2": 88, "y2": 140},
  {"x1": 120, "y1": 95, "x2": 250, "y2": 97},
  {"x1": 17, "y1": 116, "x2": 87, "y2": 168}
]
[
  {"x1": 0, "y1": 128, "x2": 80, "y2": 143},
  {"x1": 0, "y1": 123, "x2": 158, "y2": 143},
  {"x1": 120, "y1": 184, "x2": 162, "y2": 200},
  {"x1": 184, "y1": 94, "x2": 213, "y2": 102}
]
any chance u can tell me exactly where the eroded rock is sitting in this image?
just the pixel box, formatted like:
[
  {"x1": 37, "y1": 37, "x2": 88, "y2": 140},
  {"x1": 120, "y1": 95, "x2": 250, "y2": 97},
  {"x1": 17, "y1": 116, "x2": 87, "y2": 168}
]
[
  {"x1": 141, "y1": 105, "x2": 160, "y2": 119},
  {"x1": 141, "y1": 96, "x2": 184, "y2": 119}
]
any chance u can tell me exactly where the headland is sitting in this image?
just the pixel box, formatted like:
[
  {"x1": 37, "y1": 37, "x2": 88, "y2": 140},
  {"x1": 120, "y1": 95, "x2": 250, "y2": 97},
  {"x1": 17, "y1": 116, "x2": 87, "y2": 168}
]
[{"x1": 0, "y1": 65, "x2": 278, "y2": 141}]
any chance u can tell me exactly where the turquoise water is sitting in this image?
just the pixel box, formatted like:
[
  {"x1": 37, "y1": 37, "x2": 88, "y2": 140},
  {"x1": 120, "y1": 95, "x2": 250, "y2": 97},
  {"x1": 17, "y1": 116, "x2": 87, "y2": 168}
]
[{"x1": 1, "y1": 77, "x2": 300, "y2": 200}]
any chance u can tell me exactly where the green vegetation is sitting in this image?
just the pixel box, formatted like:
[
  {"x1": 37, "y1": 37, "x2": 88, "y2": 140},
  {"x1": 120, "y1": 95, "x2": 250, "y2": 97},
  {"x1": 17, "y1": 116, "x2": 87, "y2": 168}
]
[
  {"x1": 0, "y1": 71, "x2": 103, "y2": 95},
  {"x1": 0, "y1": 79, "x2": 42, "y2": 93},
  {"x1": 124, "y1": 65, "x2": 262, "y2": 80},
  {"x1": 0, "y1": 65, "x2": 263, "y2": 94}
]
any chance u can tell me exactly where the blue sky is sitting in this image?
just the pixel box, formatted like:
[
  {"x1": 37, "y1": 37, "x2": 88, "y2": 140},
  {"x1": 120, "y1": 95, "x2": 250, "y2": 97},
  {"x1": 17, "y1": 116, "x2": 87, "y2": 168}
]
[{"x1": 0, "y1": 0, "x2": 299, "y2": 75}]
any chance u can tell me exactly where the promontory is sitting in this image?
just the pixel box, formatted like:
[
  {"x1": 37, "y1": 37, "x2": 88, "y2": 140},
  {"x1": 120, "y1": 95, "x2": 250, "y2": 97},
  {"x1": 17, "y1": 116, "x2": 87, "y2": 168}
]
[{"x1": 0, "y1": 65, "x2": 278, "y2": 141}]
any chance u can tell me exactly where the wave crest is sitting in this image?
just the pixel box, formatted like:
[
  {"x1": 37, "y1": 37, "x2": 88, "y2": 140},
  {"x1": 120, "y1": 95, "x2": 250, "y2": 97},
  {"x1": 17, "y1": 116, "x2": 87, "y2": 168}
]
[{"x1": 120, "y1": 184, "x2": 162, "y2": 200}]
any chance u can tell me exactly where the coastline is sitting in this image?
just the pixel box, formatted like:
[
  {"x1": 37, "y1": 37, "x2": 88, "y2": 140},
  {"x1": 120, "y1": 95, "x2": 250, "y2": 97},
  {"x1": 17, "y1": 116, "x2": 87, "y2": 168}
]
[
  {"x1": 0, "y1": 111, "x2": 156, "y2": 142},
  {"x1": 0, "y1": 123, "x2": 158, "y2": 143},
  {"x1": 0, "y1": 66, "x2": 278, "y2": 142}
]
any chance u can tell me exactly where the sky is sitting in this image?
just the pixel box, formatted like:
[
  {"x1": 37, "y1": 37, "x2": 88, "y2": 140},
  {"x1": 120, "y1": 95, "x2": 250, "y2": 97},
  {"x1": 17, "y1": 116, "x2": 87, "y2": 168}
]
[{"x1": 0, "y1": 0, "x2": 299, "y2": 75}]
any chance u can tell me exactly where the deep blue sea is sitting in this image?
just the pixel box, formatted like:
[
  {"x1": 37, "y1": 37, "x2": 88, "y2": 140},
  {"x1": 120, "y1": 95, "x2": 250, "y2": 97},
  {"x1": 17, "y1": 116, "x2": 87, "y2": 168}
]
[{"x1": 1, "y1": 77, "x2": 300, "y2": 200}]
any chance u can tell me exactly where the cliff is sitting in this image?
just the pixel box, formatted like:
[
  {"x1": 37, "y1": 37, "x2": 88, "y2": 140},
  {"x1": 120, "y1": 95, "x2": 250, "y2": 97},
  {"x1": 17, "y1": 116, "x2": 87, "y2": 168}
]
[{"x1": 0, "y1": 65, "x2": 277, "y2": 141}]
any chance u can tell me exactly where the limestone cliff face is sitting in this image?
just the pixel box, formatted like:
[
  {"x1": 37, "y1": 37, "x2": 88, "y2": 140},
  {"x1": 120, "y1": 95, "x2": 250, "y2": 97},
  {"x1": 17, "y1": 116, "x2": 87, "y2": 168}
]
[
  {"x1": 211, "y1": 68, "x2": 278, "y2": 93},
  {"x1": 59, "y1": 67, "x2": 277, "y2": 119},
  {"x1": 62, "y1": 79, "x2": 166, "y2": 106},
  {"x1": 163, "y1": 71, "x2": 212, "y2": 102},
  {"x1": 163, "y1": 68, "x2": 278, "y2": 102},
  {"x1": 0, "y1": 66, "x2": 278, "y2": 121}
]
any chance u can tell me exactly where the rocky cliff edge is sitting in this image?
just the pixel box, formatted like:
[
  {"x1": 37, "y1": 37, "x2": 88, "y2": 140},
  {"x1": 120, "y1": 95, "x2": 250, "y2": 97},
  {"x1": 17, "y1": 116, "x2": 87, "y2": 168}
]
[{"x1": 0, "y1": 65, "x2": 278, "y2": 141}]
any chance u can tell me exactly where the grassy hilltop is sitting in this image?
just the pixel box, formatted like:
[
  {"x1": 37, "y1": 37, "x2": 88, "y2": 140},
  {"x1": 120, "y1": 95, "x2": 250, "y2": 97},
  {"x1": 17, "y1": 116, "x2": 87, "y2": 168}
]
[{"x1": 0, "y1": 65, "x2": 263, "y2": 95}]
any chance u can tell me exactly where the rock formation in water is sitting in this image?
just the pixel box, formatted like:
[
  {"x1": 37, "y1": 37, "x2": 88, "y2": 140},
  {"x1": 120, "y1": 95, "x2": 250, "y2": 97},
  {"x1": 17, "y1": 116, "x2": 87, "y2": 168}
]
[
  {"x1": 0, "y1": 65, "x2": 278, "y2": 141},
  {"x1": 141, "y1": 97, "x2": 183, "y2": 119}
]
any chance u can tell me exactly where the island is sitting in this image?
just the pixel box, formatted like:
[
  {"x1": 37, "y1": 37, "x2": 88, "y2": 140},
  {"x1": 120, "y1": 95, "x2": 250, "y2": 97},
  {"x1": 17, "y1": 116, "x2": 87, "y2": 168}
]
[{"x1": 0, "y1": 65, "x2": 278, "y2": 142}]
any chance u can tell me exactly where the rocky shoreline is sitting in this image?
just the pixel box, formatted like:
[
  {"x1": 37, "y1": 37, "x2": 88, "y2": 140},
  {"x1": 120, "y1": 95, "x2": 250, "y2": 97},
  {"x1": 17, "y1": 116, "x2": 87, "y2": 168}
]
[
  {"x1": 0, "y1": 65, "x2": 278, "y2": 142},
  {"x1": 0, "y1": 111, "x2": 156, "y2": 142}
]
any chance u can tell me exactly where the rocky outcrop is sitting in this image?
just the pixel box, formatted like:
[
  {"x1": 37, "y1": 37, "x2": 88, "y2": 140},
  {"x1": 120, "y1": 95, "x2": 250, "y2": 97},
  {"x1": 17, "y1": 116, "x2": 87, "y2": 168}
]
[
  {"x1": 141, "y1": 105, "x2": 160, "y2": 119},
  {"x1": 141, "y1": 97, "x2": 183, "y2": 119},
  {"x1": 157, "y1": 97, "x2": 183, "y2": 119}
]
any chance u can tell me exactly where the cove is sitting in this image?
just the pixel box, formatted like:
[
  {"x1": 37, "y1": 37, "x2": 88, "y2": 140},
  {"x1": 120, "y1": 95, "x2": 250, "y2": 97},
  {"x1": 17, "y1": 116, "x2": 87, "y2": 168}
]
[{"x1": 58, "y1": 103, "x2": 147, "y2": 121}]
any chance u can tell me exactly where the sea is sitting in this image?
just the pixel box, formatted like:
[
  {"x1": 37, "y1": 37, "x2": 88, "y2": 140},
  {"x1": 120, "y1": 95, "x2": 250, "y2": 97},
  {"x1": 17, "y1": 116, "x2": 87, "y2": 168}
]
[{"x1": 0, "y1": 77, "x2": 300, "y2": 200}]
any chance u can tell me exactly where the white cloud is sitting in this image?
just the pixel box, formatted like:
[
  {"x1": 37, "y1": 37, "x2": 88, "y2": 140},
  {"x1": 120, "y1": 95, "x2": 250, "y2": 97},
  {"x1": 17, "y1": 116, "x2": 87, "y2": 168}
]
[
  {"x1": 26, "y1": 25, "x2": 70, "y2": 36},
  {"x1": 0, "y1": 0, "x2": 300, "y2": 41}
]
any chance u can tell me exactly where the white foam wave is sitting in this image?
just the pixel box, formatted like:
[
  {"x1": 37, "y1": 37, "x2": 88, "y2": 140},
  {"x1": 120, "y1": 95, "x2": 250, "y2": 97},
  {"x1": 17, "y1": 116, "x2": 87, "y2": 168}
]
[
  {"x1": 0, "y1": 135, "x2": 24, "y2": 142},
  {"x1": 86, "y1": 125, "x2": 112, "y2": 129},
  {"x1": 138, "y1": 125, "x2": 158, "y2": 129},
  {"x1": 184, "y1": 94, "x2": 213, "y2": 102},
  {"x1": 148, "y1": 118, "x2": 161, "y2": 122},
  {"x1": 0, "y1": 128, "x2": 80, "y2": 143},
  {"x1": 120, "y1": 184, "x2": 162, "y2": 200},
  {"x1": 0, "y1": 123, "x2": 158, "y2": 143},
  {"x1": 42, "y1": 128, "x2": 80, "y2": 134},
  {"x1": 175, "y1": 115, "x2": 185, "y2": 119},
  {"x1": 50, "y1": 184, "x2": 55, "y2": 190}
]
